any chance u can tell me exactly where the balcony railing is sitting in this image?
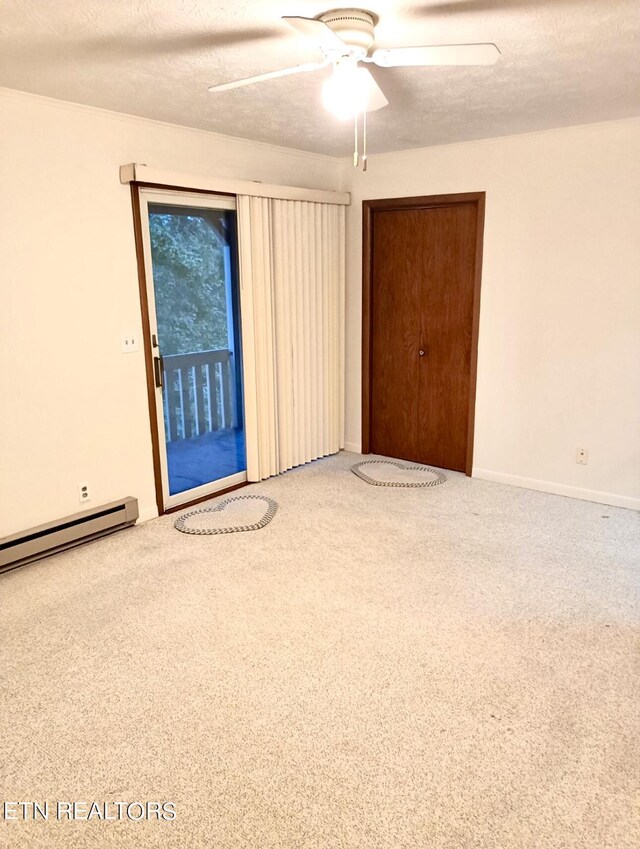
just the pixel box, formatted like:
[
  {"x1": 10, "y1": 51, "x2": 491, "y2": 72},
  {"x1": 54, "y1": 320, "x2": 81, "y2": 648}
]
[{"x1": 162, "y1": 349, "x2": 237, "y2": 442}]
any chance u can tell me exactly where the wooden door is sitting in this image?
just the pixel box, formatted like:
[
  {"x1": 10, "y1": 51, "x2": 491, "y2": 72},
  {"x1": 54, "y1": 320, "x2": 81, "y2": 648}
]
[{"x1": 364, "y1": 194, "x2": 484, "y2": 474}]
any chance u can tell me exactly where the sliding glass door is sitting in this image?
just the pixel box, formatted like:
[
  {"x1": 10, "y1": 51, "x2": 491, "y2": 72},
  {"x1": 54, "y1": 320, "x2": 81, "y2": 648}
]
[{"x1": 139, "y1": 190, "x2": 246, "y2": 509}]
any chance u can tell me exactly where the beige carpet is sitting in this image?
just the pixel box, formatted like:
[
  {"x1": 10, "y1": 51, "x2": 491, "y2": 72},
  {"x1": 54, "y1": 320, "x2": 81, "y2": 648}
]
[{"x1": 1, "y1": 452, "x2": 639, "y2": 848}]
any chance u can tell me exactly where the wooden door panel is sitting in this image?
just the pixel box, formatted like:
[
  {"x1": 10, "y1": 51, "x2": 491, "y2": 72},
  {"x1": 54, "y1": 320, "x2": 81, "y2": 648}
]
[
  {"x1": 370, "y1": 210, "x2": 422, "y2": 459},
  {"x1": 366, "y1": 197, "x2": 482, "y2": 473},
  {"x1": 417, "y1": 204, "x2": 477, "y2": 470}
]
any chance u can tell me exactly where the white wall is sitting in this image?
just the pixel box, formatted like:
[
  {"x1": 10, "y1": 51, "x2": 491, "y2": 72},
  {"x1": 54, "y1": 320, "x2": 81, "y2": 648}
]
[
  {"x1": 342, "y1": 119, "x2": 640, "y2": 509},
  {"x1": 2, "y1": 91, "x2": 638, "y2": 536},
  {"x1": 0, "y1": 89, "x2": 342, "y2": 535}
]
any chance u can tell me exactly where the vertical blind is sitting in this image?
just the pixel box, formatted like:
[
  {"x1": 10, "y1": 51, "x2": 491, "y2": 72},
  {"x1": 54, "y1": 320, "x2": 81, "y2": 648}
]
[{"x1": 237, "y1": 196, "x2": 345, "y2": 481}]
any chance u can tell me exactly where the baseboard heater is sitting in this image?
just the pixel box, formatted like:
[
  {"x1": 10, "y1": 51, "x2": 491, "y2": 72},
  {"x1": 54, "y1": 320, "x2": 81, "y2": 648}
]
[{"x1": 0, "y1": 497, "x2": 139, "y2": 575}]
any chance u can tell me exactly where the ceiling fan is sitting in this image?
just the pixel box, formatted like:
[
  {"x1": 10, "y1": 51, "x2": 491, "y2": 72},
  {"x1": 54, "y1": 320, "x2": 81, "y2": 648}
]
[{"x1": 208, "y1": 8, "x2": 500, "y2": 167}]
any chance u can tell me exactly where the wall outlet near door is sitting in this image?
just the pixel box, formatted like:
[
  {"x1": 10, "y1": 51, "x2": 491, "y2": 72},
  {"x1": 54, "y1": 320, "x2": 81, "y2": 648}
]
[
  {"x1": 121, "y1": 332, "x2": 139, "y2": 353},
  {"x1": 576, "y1": 447, "x2": 589, "y2": 465},
  {"x1": 78, "y1": 482, "x2": 91, "y2": 503}
]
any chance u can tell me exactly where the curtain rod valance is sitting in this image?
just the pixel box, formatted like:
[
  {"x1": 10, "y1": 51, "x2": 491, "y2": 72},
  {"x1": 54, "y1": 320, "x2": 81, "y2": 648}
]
[{"x1": 120, "y1": 163, "x2": 350, "y2": 206}]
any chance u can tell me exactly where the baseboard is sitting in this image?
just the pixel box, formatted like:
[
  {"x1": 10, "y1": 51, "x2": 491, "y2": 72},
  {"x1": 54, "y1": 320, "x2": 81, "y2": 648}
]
[
  {"x1": 472, "y1": 469, "x2": 640, "y2": 511},
  {"x1": 138, "y1": 506, "x2": 160, "y2": 524},
  {"x1": 343, "y1": 442, "x2": 362, "y2": 454}
]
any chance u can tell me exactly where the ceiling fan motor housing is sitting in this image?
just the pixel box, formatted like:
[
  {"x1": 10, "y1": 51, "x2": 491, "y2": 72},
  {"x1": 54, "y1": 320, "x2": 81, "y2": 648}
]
[{"x1": 318, "y1": 9, "x2": 377, "y2": 59}]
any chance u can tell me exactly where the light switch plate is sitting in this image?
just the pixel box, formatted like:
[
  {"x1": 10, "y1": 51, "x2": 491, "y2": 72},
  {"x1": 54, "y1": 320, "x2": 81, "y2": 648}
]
[{"x1": 121, "y1": 332, "x2": 140, "y2": 353}]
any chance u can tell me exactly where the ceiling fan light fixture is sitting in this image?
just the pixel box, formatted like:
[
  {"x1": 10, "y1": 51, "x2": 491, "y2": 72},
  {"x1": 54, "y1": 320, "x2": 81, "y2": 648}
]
[
  {"x1": 321, "y1": 60, "x2": 370, "y2": 120},
  {"x1": 208, "y1": 9, "x2": 502, "y2": 164}
]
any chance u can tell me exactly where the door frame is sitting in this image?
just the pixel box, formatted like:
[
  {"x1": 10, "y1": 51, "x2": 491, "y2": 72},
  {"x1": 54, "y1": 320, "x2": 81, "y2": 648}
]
[
  {"x1": 129, "y1": 183, "x2": 248, "y2": 515},
  {"x1": 361, "y1": 192, "x2": 486, "y2": 476}
]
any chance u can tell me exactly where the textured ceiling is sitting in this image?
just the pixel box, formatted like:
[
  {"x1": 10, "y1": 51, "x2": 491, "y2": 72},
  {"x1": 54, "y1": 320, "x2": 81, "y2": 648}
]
[{"x1": 1, "y1": 1, "x2": 639, "y2": 156}]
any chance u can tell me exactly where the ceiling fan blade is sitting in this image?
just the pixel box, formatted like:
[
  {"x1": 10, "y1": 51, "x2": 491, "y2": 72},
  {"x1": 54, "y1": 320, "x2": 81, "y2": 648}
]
[
  {"x1": 360, "y1": 68, "x2": 389, "y2": 114},
  {"x1": 282, "y1": 16, "x2": 347, "y2": 52},
  {"x1": 209, "y1": 61, "x2": 327, "y2": 93},
  {"x1": 426, "y1": 0, "x2": 573, "y2": 13},
  {"x1": 372, "y1": 43, "x2": 501, "y2": 68},
  {"x1": 5, "y1": 28, "x2": 282, "y2": 64}
]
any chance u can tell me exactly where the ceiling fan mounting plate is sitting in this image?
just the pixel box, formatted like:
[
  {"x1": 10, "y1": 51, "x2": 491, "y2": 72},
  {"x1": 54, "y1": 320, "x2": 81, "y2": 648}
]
[{"x1": 317, "y1": 8, "x2": 377, "y2": 56}]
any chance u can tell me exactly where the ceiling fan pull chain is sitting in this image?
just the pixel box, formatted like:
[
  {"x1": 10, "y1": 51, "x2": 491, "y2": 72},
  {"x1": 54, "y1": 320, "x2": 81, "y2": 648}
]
[
  {"x1": 353, "y1": 111, "x2": 359, "y2": 168},
  {"x1": 362, "y1": 107, "x2": 368, "y2": 171}
]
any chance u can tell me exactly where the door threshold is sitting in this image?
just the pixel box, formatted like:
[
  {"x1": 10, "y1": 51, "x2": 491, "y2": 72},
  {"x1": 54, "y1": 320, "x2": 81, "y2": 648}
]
[{"x1": 163, "y1": 480, "x2": 251, "y2": 515}]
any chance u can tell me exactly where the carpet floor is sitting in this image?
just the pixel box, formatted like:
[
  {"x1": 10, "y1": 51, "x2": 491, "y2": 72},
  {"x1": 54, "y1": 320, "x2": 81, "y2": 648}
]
[{"x1": 1, "y1": 452, "x2": 639, "y2": 848}]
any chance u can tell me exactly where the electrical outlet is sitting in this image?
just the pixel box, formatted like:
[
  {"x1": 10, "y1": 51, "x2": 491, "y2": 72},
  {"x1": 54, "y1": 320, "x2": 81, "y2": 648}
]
[
  {"x1": 78, "y1": 482, "x2": 91, "y2": 503},
  {"x1": 576, "y1": 448, "x2": 589, "y2": 465},
  {"x1": 121, "y1": 332, "x2": 139, "y2": 353}
]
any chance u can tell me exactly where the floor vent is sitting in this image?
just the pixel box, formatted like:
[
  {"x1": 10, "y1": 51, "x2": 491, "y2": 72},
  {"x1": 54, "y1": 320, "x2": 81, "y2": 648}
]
[{"x1": 0, "y1": 497, "x2": 139, "y2": 575}]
